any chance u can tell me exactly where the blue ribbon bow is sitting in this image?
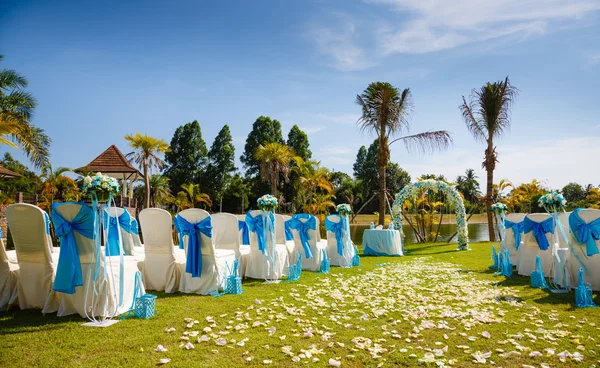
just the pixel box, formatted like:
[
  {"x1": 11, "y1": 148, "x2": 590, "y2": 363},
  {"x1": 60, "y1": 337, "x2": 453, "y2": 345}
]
[
  {"x1": 103, "y1": 209, "x2": 132, "y2": 256},
  {"x1": 287, "y1": 214, "x2": 315, "y2": 259},
  {"x1": 51, "y1": 202, "x2": 95, "y2": 294},
  {"x1": 245, "y1": 211, "x2": 274, "y2": 254},
  {"x1": 284, "y1": 220, "x2": 294, "y2": 241},
  {"x1": 130, "y1": 218, "x2": 140, "y2": 235},
  {"x1": 504, "y1": 219, "x2": 524, "y2": 249},
  {"x1": 238, "y1": 220, "x2": 250, "y2": 245},
  {"x1": 325, "y1": 215, "x2": 346, "y2": 256},
  {"x1": 569, "y1": 209, "x2": 600, "y2": 257},
  {"x1": 523, "y1": 216, "x2": 554, "y2": 250},
  {"x1": 177, "y1": 215, "x2": 212, "y2": 277}
]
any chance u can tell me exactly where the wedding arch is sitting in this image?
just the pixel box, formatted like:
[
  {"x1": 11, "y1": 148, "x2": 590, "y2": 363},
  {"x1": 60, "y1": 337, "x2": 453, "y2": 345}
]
[{"x1": 391, "y1": 179, "x2": 469, "y2": 250}]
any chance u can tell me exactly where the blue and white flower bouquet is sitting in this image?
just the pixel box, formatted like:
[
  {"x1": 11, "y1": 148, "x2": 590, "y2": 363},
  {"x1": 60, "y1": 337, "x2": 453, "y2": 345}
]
[
  {"x1": 538, "y1": 191, "x2": 567, "y2": 211},
  {"x1": 257, "y1": 194, "x2": 278, "y2": 212},
  {"x1": 82, "y1": 172, "x2": 120, "y2": 202},
  {"x1": 491, "y1": 202, "x2": 508, "y2": 215},
  {"x1": 336, "y1": 203, "x2": 352, "y2": 216}
]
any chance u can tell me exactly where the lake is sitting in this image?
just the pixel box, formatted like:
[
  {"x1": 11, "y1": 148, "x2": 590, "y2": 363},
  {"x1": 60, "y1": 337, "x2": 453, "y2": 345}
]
[{"x1": 346, "y1": 223, "x2": 491, "y2": 245}]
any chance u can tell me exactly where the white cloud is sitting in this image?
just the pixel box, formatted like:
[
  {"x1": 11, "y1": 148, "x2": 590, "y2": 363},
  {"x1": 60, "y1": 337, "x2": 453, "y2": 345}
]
[
  {"x1": 315, "y1": 113, "x2": 361, "y2": 125},
  {"x1": 320, "y1": 146, "x2": 354, "y2": 155},
  {"x1": 370, "y1": 0, "x2": 600, "y2": 55},
  {"x1": 299, "y1": 125, "x2": 325, "y2": 135}
]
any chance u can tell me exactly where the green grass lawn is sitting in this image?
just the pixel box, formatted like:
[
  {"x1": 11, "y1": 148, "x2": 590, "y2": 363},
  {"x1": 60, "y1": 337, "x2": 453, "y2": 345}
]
[{"x1": 1, "y1": 242, "x2": 599, "y2": 367}]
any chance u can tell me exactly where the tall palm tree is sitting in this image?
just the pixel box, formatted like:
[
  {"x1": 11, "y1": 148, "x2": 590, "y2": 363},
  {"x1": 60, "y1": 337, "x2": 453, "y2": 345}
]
[
  {"x1": 39, "y1": 165, "x2": 78, "y2": 209},
  {"x1": 177, "y1": 183, "x2": 212, "y2": 210},
  {"x1": 254, "y1": 142, "x2": 296, "y2": 196},
  {"x1": 0, "y1": 55, "x2": 51, "y2": 169},
  {"x1": 460, "y1": 76, "x2": 518, "y2": 241},
  {"x1": 124, "y1": 133, "x2": 170, "y2": 209},
  {"x1": 148, "y1": 174, "x2": 172, "y2": 207},
  {"x1": 456, "y1": 168, "x2": 481, "y2": 202},
  {"x1": 356, "y1": 82, "x2": 452, "y2": 226}
]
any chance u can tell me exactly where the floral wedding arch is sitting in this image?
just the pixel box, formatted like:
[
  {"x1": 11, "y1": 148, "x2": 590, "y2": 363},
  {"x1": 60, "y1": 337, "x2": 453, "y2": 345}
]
[{"x1": 391, "y1": 179, "x2": 469, "y2": 250}]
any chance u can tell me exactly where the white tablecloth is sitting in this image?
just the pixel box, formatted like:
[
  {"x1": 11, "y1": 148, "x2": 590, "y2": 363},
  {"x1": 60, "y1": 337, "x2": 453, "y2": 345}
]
[{"x1": 363, "y1": 229, "x2": 403, "y2": 256}]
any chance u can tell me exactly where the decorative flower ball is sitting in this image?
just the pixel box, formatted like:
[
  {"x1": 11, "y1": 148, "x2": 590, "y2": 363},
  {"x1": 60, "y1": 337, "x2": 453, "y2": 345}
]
[
  {"x1": 491, "y1": 203, "x2": 508, "y2": 214},
  {"x1": 336, "y1": 203, "x2": 352, "y2": 216},
  {"x1": 257, "y1": 194, "x2": 278, "y2": 211},
  {"x1": 538, "y1": 192, "x2": 567, "y2": 209},
  {"x1": 82, "y1": 172, "x2": 119, "y2": 199}
]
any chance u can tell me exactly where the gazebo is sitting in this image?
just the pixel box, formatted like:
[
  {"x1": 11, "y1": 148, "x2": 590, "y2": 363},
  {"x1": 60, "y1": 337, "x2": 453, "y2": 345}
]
[
  {"x1": 75, "y1": 145, "x2": 143, "y2": 207},
  {"x1": 0, "y1": 165, "x2": 22, "y2": 179}
]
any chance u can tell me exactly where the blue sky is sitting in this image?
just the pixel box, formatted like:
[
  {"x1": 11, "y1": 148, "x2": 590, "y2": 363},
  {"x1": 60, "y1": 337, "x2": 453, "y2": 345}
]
[{"x1": 1, "y1": 0, "x2": 599, "y2": 189}]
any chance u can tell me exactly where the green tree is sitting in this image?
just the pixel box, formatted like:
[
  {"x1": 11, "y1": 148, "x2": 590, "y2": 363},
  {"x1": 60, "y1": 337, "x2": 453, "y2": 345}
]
[
  {"x1": 175, "y1": 183, "x2": 212, "y2": 210},
  {"x1": 164, "y1": 120, "x2": 208, "y2": 193},
  {"x1": 125, "y1": 133, "x2": 170, "y2": 209},
  {"x1": 221, "y1": 174, "x2": 251, "y2": 213},
  {"x1": 0, "y1": 55, "x2": 51, "y2": 169},
  {"x1": 386, "y1": 162, "x2": 411, "y2": 196},
  {"x1": 206, "y1": 125, "x2": 237, "y2": 212},
  {"x1": 241, "y1": 116, "x2": 283, "y2": 176},
  {"x1": 353, "y1": 145, "x2": 367, "y2": 178},
  {"x1": 460, "y1": 76, "x2": 518, "y2": 241},
  {"x1": 562, "y1": 182, "x2": 585, "y2": 210},
  {"x1": 287, "y1": 125, "x2": 312, "y2": 161},
  {"x1": 456, "y1": 168, "x2": 481, "y2": 202},
  {"x1": 357, "y1": 82, "x2": 452, "y2": 225},
  {"x1": 148, "y1": 174, "x2": 172, "y2": 207},
  {"x1": 254, "y1": 142, "x2": 296, "y2": 196},
  {"x1": 0, "y1": 152, "x2": 37, "y2": 195}
]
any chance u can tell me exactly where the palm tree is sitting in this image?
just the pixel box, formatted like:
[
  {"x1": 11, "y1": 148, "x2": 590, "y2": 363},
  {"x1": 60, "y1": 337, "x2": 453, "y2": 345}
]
[
  {"x1": 456, "y1": 168, "x2": 481, "y2": 202},
  {"x1": 356, "y1": 82, "x2": 453, "y2": 226},
  {"x1": 0, "y1": 55, "x2": 51, "y2": 169},
  {"x1": 149, "y1": 174, "x2": 172, "y2": 207},
  {"x1": 177, "y1": 183, "x2": 212, "y2": 210},
  {"x1": 254, "y1": 142, "x2": 296, "y2": 196},
  {"x1": 39, "y1": 165, "x2": 78, "y2": 210},
  {"x1": 124, "y1": 133, "x2": 170, "y2": 209},
  {"x1": 460, "y1": 76, "x2": 518, "y2": 241}
]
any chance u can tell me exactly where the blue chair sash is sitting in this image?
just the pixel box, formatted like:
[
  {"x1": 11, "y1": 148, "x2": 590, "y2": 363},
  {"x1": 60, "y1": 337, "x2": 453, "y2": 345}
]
[
  {"x1": 504, "y1": 219, "x2": 524, "y2": 249},
  {"x1": 103, "y1": 209, "x2": 132, "y2": 256},
  {"x1": 284, "y1": 220, "x2": 294, "y2": 241},
  {"x1": 523, "y1": 216, "x2": 554, "y2": 250},
  {"x1": 325, "y1": 215, "x2": 346, "y2": 256},
  {"x1": 177, "y1": 215, "x2": 212, "y2": 277},
  {"x1": 43, "y1": 211, "x2": 51, "y2": 235},
  {"x1": 245, "y1": 211, "x2": 275, "y2": 254},
  {"x1": 287, "y1": 214, "x2": 315, "y2": 259},
  {"x1": 569, "y1": 209, "x2": 600, "y2": 257},
  {"x1": 130, "y1": 218, "x2": 140, "y2": 236},
  {"x1": 174, "y1": 215, "x2": 184, "y2": 249},
  {"x1": 238, "y1": 220, "x2": 250, "y2": 245},
  {"x1": 51, "y1": 202, "x2": 95, "y2": 294}
]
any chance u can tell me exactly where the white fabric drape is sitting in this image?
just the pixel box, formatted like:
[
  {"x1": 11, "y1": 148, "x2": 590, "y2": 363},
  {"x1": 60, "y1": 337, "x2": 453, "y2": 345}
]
[
  {"x1": 244, "y1": 210, "x2": 289, "y2": 280},
  {"x1": 325, "y1": 215, "x2": 355, "y2": 267},
  {"x1": 290, "y1": 215, "x2": 326, "y2": 271},
  {"x1": 211, "y1": 213, "x2": 249, "y2": 277},
  {"x1": 0, "y1": 238, "x2": 18, "y2": 310},
  {"x1": 517, "y1": 213, "x2": 559, "y2": 277},
  {"x1": 565, "y1": 209, "x2": 600, "y2": 291},
  {"x1": 275, "y1": 214, "x2": 295, "y2": 255}
]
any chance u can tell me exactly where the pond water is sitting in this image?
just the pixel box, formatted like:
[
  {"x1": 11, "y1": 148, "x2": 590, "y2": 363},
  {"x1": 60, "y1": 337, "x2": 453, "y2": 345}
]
[{"x1": 347, "y1": 223, "x2": 491, "y2": 245}]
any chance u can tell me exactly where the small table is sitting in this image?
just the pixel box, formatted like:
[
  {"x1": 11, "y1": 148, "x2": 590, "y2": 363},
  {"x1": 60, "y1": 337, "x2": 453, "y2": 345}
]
[{"x1": 363, "y1": 229, "x2": 403, "y2": 256}]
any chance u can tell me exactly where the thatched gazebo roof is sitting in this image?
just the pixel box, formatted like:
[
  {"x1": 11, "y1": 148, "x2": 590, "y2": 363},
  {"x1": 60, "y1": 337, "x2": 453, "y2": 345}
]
[
  {"x1": 0, "y1": 165, "x2": 22, "y2": 179},
  {"x1": 75, "y1": 145, "x2": 143, "y2": 180}
]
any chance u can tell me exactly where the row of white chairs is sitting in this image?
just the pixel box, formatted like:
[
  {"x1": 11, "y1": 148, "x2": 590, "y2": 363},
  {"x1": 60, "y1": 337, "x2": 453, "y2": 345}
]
[{"x1": 503, "y1": 209, "x2": 600, "y2": 290}]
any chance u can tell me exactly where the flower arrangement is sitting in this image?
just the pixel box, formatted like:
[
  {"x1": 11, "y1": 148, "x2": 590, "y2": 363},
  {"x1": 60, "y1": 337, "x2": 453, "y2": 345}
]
[
  {"x1": 336, "y1": 203, "x2": 352, "y2": 216},
  {"x1": 391, "y1": 179, "x2": 469, "y2": 250},
  {"x1": 538, "y1": 191, "x2": 566, "y2": 211},
  {"x1": 491, "y1": 203, "x2": 508, "y2": 214},
  {"x1": 257, "y1": 194, "x2": 278, "y2": 212},
  {"x1": 82, "y1": 172, "x2": 119, "y2": 201}
]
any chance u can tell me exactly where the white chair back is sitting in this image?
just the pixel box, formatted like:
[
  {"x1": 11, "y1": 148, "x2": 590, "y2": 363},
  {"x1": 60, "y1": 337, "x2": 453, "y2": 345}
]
[
  {"x1": 6, "y1": 204, "x2": 53, "y2": 264},
  {"x1": 54, "y1": 203, "x2": 97, "y2": 264},
  {"x1": 178, "y1": 209, "x2": 215, "y2": 256},
  {"x1": 291, "y1": 214, "x2": 320, "y2": 250},
  {"x1": 104, "y1": 207, "x2": 134, "y2": 255},
  {"x1": 139, "y1": 208, "x2": 176, "y2": 257},
  {"x1": 275, "y1": 214, "x2": 286, "y2": 244},
  {"x1": 211, "y1": 212, "x2": 241, "y2": 254}
]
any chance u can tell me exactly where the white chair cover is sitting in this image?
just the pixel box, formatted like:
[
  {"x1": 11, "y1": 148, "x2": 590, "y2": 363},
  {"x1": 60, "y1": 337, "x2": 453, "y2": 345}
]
[
  {"x1": 177, "y1": 209, "x2": 236, "y2": 295},
  {"x1": 517, "y1": 213, "x2": 558, "y2": 277},
  {"x1": 53, "y1": 202, "x2": 142, "y2": 317},
  {"x1": 0, "y1": 238, "x2": 18, "y2": 310},
  {"x1": 104, "y1": 207, "x2": 136, "y2": 257},
  {"x1": 289, "y1": 214, "x2": 326, "y2": 271},
  {"x1": 275, "y1": 214, "x2": 295, "y2": 255},
  {"x1": 139, "y1": 209, "x2": 185, "y2": 293},
  {"x1": 7, "y1": 203, "x2": 59, "y2": 312},
  {"x1": 212, "y1": 213, "x2": 250, "y2": 277},
  {"x1": 131, "y1": 217, "x2": 144, "y2": 250},
  {"x1": 244, "y1": 210, "x2": 289, "y2": 280},
  {"x1": 566, "y1": 209, "x2": 600, "y2": 291},
  {"x1": 325, "y1": 215, "x2": 355, "y2": 267},
  {"x1": 504, "y1": 213, "x2": 526, "y2": 266}
]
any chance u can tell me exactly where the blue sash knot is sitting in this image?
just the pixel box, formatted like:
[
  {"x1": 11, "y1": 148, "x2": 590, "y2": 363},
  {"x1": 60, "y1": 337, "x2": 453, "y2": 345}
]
[
  {"x1": 178, "y1": 215, "x2": 212, "y2": 278},
  {"x1": 325, "y1": 215, "x2": 346, "y2": 256},
  {"x1": 569, "y1": 209, "x2": 600, "y2": 257},
  {"x1": 288, "y1": 214, "x2": 315, "y2": 259},
  {"x1": 523, "y1": 216, "x2": 554, "y2": 250},
  {"x1": 504, "y1": 219, "x2": 524, "y2": 249}
]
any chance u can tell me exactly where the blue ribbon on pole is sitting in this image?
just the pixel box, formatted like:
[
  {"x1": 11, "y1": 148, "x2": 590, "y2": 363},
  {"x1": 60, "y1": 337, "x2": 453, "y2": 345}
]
[
  {"x1": 325, "y1": 215, "x2": 346, "y2": 256},
  {"x1": 238, "y1": 220, "x2": 250, "y2": 245},
  {"x1": 523, "y1": 216, "x2": 554, "y2": 250},
  {"x1": 504, "y1": 220, "x2": 524, "y2": 249},
  {"x1": 51, "y1": 202, "x2": 95, "y2": 294},
  {"x1": 569, "y1": 209, "x2": 600, "y2": 257},
  {"x1": 103, "y1": 209, "x2": 131, "y2": 256},
  {"x1": 287, "y1": 214, "x2": 315, "y2": 259},
  {"x1": 178, "y1": 215, "x2": 213, "y2": 278},
  {"x1": 246, "y1": 211, "x2": 274, "y2": 254}
]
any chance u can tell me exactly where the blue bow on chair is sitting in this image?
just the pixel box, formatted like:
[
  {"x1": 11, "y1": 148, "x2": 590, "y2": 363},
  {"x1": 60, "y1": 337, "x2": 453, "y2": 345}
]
[
  {"x1": 504, "y1": 219, "x2": 524, "y2": 249},
  {"x1": 130, "y1": 218, "x2": 140, "y2": 236},
  {"x1": 245, "y1": 211, "x2": 274, "y2": 254},
  {"x1": 284, "y1": 220, "x2": 294, "y2": 241},
  {"x1": 523, "y1": 216, "x2": 554, "y2": 250},
  {"x1": 238, "y1": 220, "x2": 250, "y2": 245},
  {"x1": 569, "y1": 209, "x2": 600, "y2": 257},
  {"x1": 52, "y1": 202, "x2": 95, "y2": 294},
  {"x1": 43, "y1": 211, "x2": 51, "y2": 235},
  {"x1": 287, "y1": 214, "x2": 315, "y2": 259},
  {"x1": 177, "y1": 216, "x2": 213, "y2": 278},
  {"x1": 325, "y1": 215, "x2": 346, "y2": 256},
  {"x1": 103, "y1": 209, "x2": 132, "y2": 256}
]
